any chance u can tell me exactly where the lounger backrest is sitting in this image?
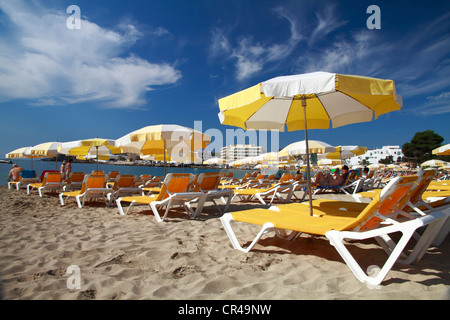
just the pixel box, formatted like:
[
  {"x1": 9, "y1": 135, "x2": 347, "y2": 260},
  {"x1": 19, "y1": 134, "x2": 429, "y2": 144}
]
[
  {"x1": 112, "y1": 175, "x2": 137, "y2": 190},
  {"x1": 44, "y1": 172, "x2": 63, "y2": 183},
  {"x1": 407, "y1": 170, "x2": 437, "y2": 208},
  {"x1": 345, "y1": 175, "x2": 418, "y2": 232},
  {"x1": 91, "y1": 170, "x2": 104, "y2": 175},
  {"x1": 20, "y1": 170, "x2": 36, "y2": 179},
  {"x1": 68, "y1": 172, "x2": 85, "y2": 183},
  {"x1": 108, "y1": 171, "x2": 120, "y2": 179},
  {"x1": 85, "y1": 174, "x2": 108, "y2": 189},
  {"x1": 197, "y1": 172, "x2": 221, "y2": 192},
  {"x1": 242, "y1": 173, "x2": 251, "y2": 180},
  {"x1": 155, "y1": 173, "x2": 194, "y2": 201},
  {"x1": 279, "y1": 173, "x2": 290, "y2": 182}
]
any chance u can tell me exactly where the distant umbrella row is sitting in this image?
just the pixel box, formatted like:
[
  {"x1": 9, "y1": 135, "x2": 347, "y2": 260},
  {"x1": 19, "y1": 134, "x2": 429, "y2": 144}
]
[{"x1": 5, "y1": 124, "x2": 212, "y2": 170}]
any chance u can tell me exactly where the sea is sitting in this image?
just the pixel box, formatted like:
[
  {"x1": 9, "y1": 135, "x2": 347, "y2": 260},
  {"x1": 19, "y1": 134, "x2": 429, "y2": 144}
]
[{"x1": 0, "y1": 159, "x2": 263, "y2": 186}]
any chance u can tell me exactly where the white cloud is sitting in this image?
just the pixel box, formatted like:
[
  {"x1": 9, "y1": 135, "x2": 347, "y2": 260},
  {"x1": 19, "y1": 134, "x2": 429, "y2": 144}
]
[{"x1": 0, "y1": 0, "x2": 181, "y2": 109}]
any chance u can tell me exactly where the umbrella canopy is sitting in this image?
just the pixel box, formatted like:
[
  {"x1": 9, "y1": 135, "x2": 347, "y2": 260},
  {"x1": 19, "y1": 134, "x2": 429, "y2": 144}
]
[
  {"x1": 5, "y1": 146, "x2": 35, "y2": 159},
  {"x1": 368, "y1": 163, "x2": 386, "y2": 169},
  {"x1": 26, "y1": 141, "x2": 62, "y2": 170},
  {"x1": 116, "y1": 124, "x2": 211, "y2": 161},
  {"x1": 5, "y1": 146, "x2": 40, "y2": 169},
  {"x1": 319, "y1": 145, "x2": 367, "y2": 160},
  {"x1": 280, "y1": 140, "x2": 335, "y2": 157},
  {"x1": 27, "y1": 141, "x2": 61, "y2": 157},
  {"x1": 203, "y1": 157, "x2": 225, "y2": 165},
  {"x1": 432, "y1": 144, "x2": 450, "y2": 156},
  {"x1": 218, "y1": 71, "x2": 402, "y2": 216},
  {"x1": 58, "y1": 138, "x2": 121, "y2": 171},
  {"x1": 420, "y1": 159, "x2": 449, "y2": 168}
]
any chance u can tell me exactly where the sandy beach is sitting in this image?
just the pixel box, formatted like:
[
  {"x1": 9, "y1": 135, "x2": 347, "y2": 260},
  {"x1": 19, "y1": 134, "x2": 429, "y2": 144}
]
[{"x1": 0, "y1": 185, "x2": 448, "y2": 300}]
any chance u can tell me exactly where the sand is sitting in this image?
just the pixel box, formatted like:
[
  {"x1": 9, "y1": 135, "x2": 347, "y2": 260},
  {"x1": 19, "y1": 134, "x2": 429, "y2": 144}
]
[{"x1": 0, "y1": 185, "x2": 448, "y2": 300}]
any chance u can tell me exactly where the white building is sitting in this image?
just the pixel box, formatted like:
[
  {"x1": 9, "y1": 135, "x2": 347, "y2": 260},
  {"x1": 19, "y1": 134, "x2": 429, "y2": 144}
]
[
  {"x1": 348, "y1": 145, "x2": 404, "y2": 166},
  {"x1": 221, "y1": 144, "x2": 265, "y2": 163}
]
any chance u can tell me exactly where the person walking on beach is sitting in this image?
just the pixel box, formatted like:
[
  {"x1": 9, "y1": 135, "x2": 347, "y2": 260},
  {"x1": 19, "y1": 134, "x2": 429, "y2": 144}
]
[
  {"x1": 65, "y1": 159, "x2": 73, "y2": 180},
  {"x1": 60, "y1": 160, "x2": 67, "y2": 180},
  {"x1": 7, "y1": 164, "x2": 23, "y2": 182}
]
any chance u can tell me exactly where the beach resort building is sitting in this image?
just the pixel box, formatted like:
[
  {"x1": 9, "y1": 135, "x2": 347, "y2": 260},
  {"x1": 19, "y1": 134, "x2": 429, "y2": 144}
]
[
  {"x1": 221, "y1": 144, "x2": 265, "y2": 163},
  {"x1": 348, "y1": 145, "x2": 404, "y2": 166}
]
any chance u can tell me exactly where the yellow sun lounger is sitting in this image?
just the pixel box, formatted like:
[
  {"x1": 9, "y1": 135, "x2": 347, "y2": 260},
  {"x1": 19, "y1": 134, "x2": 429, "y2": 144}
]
[
  {"x1": 63, "y1": 172, "x2": 86, "y2": 191},
  {"x1": 59, "y1": 174, "x2": 111, "y2": 208},
  {"x1": 220, "y1": 175, "x2": 449, "y2": 286},
  {"x1": 116, "y1": 173, "x2": 204, "y2": 222},
  {"x1": 27, "y1": 172, "x2": 64, "y2": 197},
  {"x1": 106, "y1": 175, "x2": 144, "y2": 206},
  {"x1": 232, "y1": 182, "x2": 294, "y2": 205},
  {"x1": 8, "y1": 169, "x2": 39, "y2": 190},
  {"x1": 186, "y1": 172, "x2": 233, "y2": 216}
]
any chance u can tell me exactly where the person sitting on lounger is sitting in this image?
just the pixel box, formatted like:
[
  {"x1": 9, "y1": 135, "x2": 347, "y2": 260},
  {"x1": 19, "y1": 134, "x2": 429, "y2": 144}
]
[
  {"x1": 7, "y1": 164, "x2": 23, "y2": 182},
  {"x1": 312, "y1": 165, "x2": 349, "y2": 187}
]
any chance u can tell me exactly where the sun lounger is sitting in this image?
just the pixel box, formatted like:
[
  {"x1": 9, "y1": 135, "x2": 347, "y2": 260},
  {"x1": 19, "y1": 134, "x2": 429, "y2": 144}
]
[
  {"x1": 115, "y1": 173, "x2": 204, "y2": 222},
  {"x1": 8, "y1": 170, "x2": 39, "y2": 190},
  {"x1": 63, "y1": 172, "x2": 86, "y2": 191},
  {"x1": 27, "y1": 172, "x2": 64, "y2": 197},
  {"x1": 59, "y1": 174, "x2": 111, "y2": 208},
  {"x1": 186, "y1": 172, "x2": 233, "y2": 216},
  {"x1": 313, "y1": 170, "x2": 356, "y2": 195},
  {"x1": 106, "y1": 175, "x2": 144, "y2": 206},
  {"x1": 220, "y1": 175, "x2": 449, "y2": 286},
  {"x1": 232, "y1": 182, "x2": 294, "y2": 206}
]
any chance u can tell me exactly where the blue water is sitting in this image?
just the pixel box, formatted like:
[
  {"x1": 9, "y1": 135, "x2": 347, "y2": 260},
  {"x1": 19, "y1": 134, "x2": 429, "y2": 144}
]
[{"x1": 0, "y1": 159, "x2": 259, "y2": 186}]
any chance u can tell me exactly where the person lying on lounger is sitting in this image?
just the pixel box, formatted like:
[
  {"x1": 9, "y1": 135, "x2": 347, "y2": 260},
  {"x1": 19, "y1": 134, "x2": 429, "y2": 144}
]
[{"x1": 312, "y1": 165, "x2": 349, "y2": 187}]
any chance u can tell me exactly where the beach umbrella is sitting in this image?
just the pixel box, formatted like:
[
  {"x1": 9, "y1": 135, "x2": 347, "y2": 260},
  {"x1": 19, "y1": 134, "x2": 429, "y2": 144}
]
[
  {"x1": 115, "y1": 124, "x2": 211, "y2": 175},
  {"x1": 26, "y1": 141, "x2": 62, "y2": 170},
  {"x1": 203, "y1": 157, "x2": 225, "y2": 165},
  {"x1": 58, "y1": 138, "x2": 121, "y2": 172},
  {"x1": 368, "y1": 163, "x2": 386, "y2": 170},
  {"x1": 420, "y1": 159, "x2": 449, "y2": 168},
  {"x1": 321, "y1": 145, "x2": 367, "y2": 160},
  {"x1": 432, "y1": 144, "x2": 450, "y2": 156},
  {"x1": 218, "y1": 71, "x2": 402, "y2": 215},
  {"x1": 280, "y1": 140, "x2": 335, "y2": 157},
  {"x1": 5, "y1": 146, "x2": 40, "y2": 169}
]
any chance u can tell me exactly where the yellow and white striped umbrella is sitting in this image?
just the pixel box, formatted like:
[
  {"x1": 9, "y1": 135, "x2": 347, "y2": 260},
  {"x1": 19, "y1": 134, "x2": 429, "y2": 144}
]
[
  {"x1": 58, "y1": 138, "x2": 121, "y2": 171},
  {"x1": 420, "y1": 159, "x2": 449, "y2": 168},
  {"x1": 432, "y1": 144, "x2": 450, "y2": 156},
  {"x1": 279, "y1": 140, "x2": 335, "y2": 157},
  {"x1": 116, "y1": 124, "x2": 210, "y2": 162},
  {"x1": 218, "y1": 72, "x2": 402, "y2": 216}
]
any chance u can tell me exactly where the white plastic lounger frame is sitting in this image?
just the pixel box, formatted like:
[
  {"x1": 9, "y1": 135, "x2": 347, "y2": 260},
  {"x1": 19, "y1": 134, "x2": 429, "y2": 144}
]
[
  {"x1": 220, "y1": 209, "x2": 449, "y2": 286},
  {"x1": 116, "y1": 192, "x2": 205, "y2": 221}
]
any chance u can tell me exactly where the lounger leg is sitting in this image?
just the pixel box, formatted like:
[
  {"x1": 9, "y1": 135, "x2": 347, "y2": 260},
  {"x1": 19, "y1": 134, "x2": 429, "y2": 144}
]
[
  {"x1": 59, "y1": 193, "x2": 66, "y2": 206},
  {"x1": 220, "y1": 213, "x2": 275, "y2": 253},
  {"x1": 325, "y1": 214, "x2": 444, "y2": 286},
  {"x1": 116, "y1": 198, "x2": 135, "y2": 216},
  {"x1": 75, "y1": 195, "x2": 83, "y2": 208}
]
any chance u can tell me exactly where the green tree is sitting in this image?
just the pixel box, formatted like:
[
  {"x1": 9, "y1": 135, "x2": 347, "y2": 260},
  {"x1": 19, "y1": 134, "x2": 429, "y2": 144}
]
[{"x1": 402, "y1": 130, "x2": 444, "y2": 165}]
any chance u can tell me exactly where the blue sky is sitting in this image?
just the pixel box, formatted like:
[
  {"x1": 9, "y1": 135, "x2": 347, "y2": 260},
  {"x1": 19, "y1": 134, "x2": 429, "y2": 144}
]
[{"x1": 0, "y1": 0, "x2": 449, "y2": 158}]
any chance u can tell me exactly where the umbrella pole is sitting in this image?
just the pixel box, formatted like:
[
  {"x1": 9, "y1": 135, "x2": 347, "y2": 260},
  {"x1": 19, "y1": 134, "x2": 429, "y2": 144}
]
[
  {"x1": 96, "y1": 146, "x2": 99, "y2": 172},
  {"x1": 302, "y1": 98, "x2": 314, "y2": 216},
  {"x1": 163, "y1": 140, "x2": 167, "y2": 177}
]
